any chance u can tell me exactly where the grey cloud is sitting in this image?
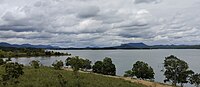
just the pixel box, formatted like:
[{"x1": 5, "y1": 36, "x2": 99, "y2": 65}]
[
  {"x1": 77, "y1": 6, "x2": 100, "y2": 18},
  {"x1": 0, "y1": 30, "x2": 54, "y2": 39},
  {"x1": 134, "y1": 0, "x2": 161, "y2": 4}
]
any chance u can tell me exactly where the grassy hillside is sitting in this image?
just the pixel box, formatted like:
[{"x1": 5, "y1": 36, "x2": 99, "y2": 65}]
[{"x1": 0, "y1": 66, "x2": 146, "y2": 87}]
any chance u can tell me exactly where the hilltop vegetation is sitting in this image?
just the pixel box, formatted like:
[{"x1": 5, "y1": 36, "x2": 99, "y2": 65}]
[{"x1": 0, "y1": 47, "x2": 70, "y2": 58}]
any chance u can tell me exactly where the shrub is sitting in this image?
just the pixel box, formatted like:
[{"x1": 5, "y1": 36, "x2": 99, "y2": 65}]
[
  {"x1": 52, "y1": 60, "x2": 64, "y2": 70},
  {"x1": 1, "y1": 62, "x2": 24, "y2": 85},
  {"x1": 30, "y1": 60, "x2": 40, "y2": 69}
]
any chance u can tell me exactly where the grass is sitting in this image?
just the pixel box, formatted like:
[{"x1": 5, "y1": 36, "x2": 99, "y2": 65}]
[{"x1": 0, "y1": 66, "x2": 147, "y2": 87}]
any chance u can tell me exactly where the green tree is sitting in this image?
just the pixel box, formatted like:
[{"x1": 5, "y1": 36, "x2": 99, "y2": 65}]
[
  {"x1": 163, "y1": 55, "x2": 194, "y2": 87},
  {"x1": 66, "y1": 56, "x2": 83, "y2": 72},
  {"x1": 29, "y1": 60, "x2": 40, "y2": 69},
  {"x1": 66, "y1": 56, "x2": 92, "y2": 71},
  {"x1": 190, "y1": 73, "x2": 200, "y2": 87},
  {"x1": 52, "y1": 60, "x2": 64, "y2": 70},
  {"x1": 102, "y1": 57, "x2": 116, "y2": 76},
  {"x1": 65, "y1": 56, "x2": 83, "y2": 87},
  {"x1": 81, "y1": 59, "x2": 92, "y2": 70},
  {"x1": 131, "y1": 61, "x2": 154, "y2": 80},
  {"x1": 92, "y1": 61, "x2": 103, "y2": 73},
  {"x1": 92, "y1": 57, "x2": 116, "y2": 76}
]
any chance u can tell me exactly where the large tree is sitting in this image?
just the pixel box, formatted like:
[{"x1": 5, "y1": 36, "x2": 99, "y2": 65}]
[
  {"x1": 66, "y1": 56, "x2": 92, "y2": 72},
  {"x1": 92, "y1": 57, "x2": 116, "y2": 76},
  {"x1": 132, "y1": 61, "x2": 154, "y2": 80},
  {"x1": 92, "y1": 61, "x2": 103, "y2": 73},
  {"x1": 163, "y1": 55, "x2": 194, "y2": 87},
  {"x1": 102, "y1": 57, "x2": 116, "y2": 76}
]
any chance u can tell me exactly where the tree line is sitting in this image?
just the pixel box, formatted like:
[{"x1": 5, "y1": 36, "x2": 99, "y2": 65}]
[{"x1": 0, "y1": 47, "x2": 71, "y2": 58}]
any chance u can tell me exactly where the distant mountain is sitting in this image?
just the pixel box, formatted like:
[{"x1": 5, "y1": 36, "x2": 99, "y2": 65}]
[
  {"x1": 0, "y1": 42, "x2": 60, "y2": 49},
  {"x1": 58, "y1": 43, "x2": 200, "y2": 50},
  {"x1": 115, "y1": 43, "x2": 149, "y2": 48}
]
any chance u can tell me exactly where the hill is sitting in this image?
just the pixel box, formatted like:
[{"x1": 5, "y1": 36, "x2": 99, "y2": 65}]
[
  {"x1": 114, "y1": 43, "x2": 149, "y2": 48},
  {"x1": 0, "y1": 42, "x2": 60, "y2": 49},
  {"x1": 0, "y1": 66, "x2": 146, "y2": 87}
]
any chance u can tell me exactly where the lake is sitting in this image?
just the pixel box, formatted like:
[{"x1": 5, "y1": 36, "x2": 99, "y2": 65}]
[{"x1": 8, "y1": 49, "x2": 200, "y2": 87}]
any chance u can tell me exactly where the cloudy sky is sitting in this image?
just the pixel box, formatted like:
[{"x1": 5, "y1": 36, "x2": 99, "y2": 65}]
[{"x1": 0, "y1": 0, "x2": 200, "y2": 47}]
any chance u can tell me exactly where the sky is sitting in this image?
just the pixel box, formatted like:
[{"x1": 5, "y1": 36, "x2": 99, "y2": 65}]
[{"x1": 0, "y1": 0, "x2": 200, "y2": 47}]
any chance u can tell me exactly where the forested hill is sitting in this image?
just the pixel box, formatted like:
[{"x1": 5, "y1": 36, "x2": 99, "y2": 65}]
[
  {"x1": 0, "y1": 46, "x2": 70, "y2": 58},
  {"x1": 0, "y1": 42, "x2": 60, "y2": 49}
]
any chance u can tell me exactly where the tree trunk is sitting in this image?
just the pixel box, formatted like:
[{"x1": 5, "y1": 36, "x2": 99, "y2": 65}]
[
  {"x1": 180, "y1": 83, "x2": 183, "y2": 87},
  {"x1": 172, "y1": 81, "x2": 177, "y2": 86}
]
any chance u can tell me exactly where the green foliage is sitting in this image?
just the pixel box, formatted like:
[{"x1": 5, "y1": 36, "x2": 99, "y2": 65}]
[
  {"x1": 131, "y1": 61, "x2": 154, "y2": 80},
  {"x1": 52, "y1": 60, "x2": 64, "y2": 70},
  {"x1": 45, "y1": 51, "x2": 70, "y2": 56},
  {"x1": 1, "y1": 62, "x2": 24, "y2": 85},
  {"x1": 163, "y1": 55, "x2": 194, "y2": 87},
  {"x1": 66, "y1": 56, "x2": 92, "y2": 72},
  {"x1": 124, "y1": 70, "x2": 134, "y2": 77},
  {"x1": 0, "y1": 47, "x2": 70, "y2": 58},
  {"x1": 0, "y1": 67, "x2": 146, "y2": 87},
  {"x1": 57, "y1": 73, "x2": 67, "y2": 87},
  {"x1": 190, "y1": 73, "x2": 200, "y2": 87},
  {"x1": 81, "y1": 59, "x2": 92, "y2": 70},
  {"x1": 92, "y1": 57, "x2": 116, "y2": 76},
  {"x1": 102, "y1": 57, "x2": 116, "y2": 76},
  {"x1": 0, "y1": 58, "x2": 5, "y2": 65},
  {"x1": 29, "y1": 60, "x2": 40, "y2": 69},
  {"x1": 92, "y1": 61, "x2": 103, "y2": 73}
]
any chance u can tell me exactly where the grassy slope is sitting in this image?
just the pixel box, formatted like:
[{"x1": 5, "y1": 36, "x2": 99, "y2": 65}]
[{"x1": 0, "y1": 67, "x2": 146, "y2": 87}]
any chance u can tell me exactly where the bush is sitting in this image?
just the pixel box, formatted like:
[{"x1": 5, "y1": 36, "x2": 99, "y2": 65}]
[
  {"x1": 190, "y1": 73, "x2": 200, "y2": 87},
  {"x1": 0, "y1": 59, "x2": 5, "y2": 65},
  {"x1": 30, "y1": 60, "x2": 40, "y2": 69},
  {"x1": 124, "y1": 70, "x2": 134, "y2": 77},
  {"x1": 52, "y1": 60, "x2": 64, "y2": 70},
  {"x1": 57, "y1": 74, "x2": 67, "y2": 87},
  {"x1": 1, "y1": 62, "x2": 24, "y2": 85}
]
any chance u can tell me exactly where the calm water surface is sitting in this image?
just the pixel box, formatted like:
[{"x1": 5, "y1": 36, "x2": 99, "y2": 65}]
[{"x1": 9, "y1": 49, "x2": 200, "y2": 87}]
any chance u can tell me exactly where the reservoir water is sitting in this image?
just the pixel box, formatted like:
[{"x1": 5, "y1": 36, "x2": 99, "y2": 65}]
[{"x1": 9, "y1": 49, "x2": 200, "y2": 87}]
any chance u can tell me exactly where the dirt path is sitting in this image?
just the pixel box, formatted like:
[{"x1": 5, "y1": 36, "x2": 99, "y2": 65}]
[
  {"x1": 63, "y1": 68, "x2": 172, "y2": 87},
  {"x1": 102, "y1": 75, "x2": 172, "y2": 87}
]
